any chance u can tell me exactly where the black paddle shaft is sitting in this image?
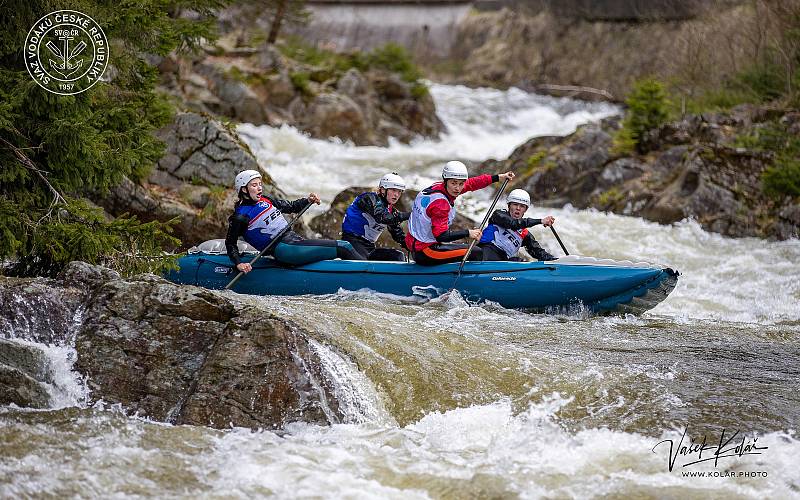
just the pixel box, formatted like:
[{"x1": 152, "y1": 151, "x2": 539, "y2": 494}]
[
  {"x1": 452, "y1": 178, "x2": 511, "y2": 288},
  {"x1": 549, "y1": 226, "x2": 570, "y2": 256},
  {"x1": 224, "y1": 201, "x2": 314, "y2": 290}
]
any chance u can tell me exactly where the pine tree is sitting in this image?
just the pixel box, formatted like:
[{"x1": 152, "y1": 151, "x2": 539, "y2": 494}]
[
  {"x1": 612, "y1": 78, "x2": 671, "y2": 155},
  {"x1": 0, "y1": 0, "x2": 226, "y2": 276}
]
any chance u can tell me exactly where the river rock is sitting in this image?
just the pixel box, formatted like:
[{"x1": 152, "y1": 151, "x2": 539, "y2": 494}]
[
  {"x1": 0, "y1": 277, "x2": 86, "y2": 345},
  {"x1": 0, "y1": 262, "x2": 345, "y2": 429},
  {"x1": 156, "y1": 28, "x2": 444, "y2": 146},
  {"x1": 296, "y1": 93, "x2": 374, "y2": 146},
  {"x1": 73, "y1": 273, "x2": 342, "y2": 429},
  {"x1": 486, "y1": 108, "x2": 798, "y2": 240},
  {"x1": 0, "y1": 338, "x2": 54, "y2": 385},
  {"x1": 0, "y1": 339, "x2": 55, "y2": 409},
  {"x1": 0, "y1": 363, "x2": 51, "y2": 409},
  {"x1": 95, "y1": 112, "x2": 293, "y2": 249}
]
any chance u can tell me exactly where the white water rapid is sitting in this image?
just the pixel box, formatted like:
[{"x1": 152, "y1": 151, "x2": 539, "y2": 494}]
[{"x1": 1, "y1": 83, "x2": 799, "y2": 499}]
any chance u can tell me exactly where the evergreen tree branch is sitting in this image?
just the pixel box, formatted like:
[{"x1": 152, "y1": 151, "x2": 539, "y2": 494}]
[{"x1": 0, "y1": 136, "x2": 66, "y2": 207}]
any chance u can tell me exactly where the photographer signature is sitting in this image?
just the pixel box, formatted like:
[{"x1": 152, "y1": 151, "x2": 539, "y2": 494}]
[{"x1": 652, "y1": 428, "x2": 768, "y2": 471}]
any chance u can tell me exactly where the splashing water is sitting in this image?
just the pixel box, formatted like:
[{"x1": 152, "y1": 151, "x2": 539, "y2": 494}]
[
  {"x1": 237, "y1": 84, "x2": 617, "y2": 208},
  {"x1": 2, "y1": 84, "x2": 799, "y2": 498}
]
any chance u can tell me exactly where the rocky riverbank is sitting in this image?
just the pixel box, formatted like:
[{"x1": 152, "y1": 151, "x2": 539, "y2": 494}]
[
  {"x1": 482, "y1": 106, "x2": 800, "y2": 240},
  {"x1": 0, "y1": 262, "x2": 345, "y2": 429},
  {"x1": 154, "y1": 31, "x2": 443, "y2": 147}
]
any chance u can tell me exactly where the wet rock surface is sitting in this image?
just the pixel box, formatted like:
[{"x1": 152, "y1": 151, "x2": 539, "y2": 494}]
[
  {"x1": 0, "y1": 339, "x2": 54, "y2": 409},
  {"x1": 94, "y1": 112, "x2": 311, "y2": 249},
  {"x1": 0, "y1": 262, "x2": 343, "y2": 428},
  {"x1": 483, "y1": 108, "x2": 799, "y2": 240}
]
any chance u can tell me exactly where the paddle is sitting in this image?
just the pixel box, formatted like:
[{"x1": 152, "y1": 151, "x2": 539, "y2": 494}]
[
  {"x1": 549, "y1": 226, "x2": 569, "y2": 256},
  {"x1": 224, "y1": 201, "x2": 313, "y2": 290},
  {"x1": 451, "y1": 178, "x2": 510, "y2": 290}
]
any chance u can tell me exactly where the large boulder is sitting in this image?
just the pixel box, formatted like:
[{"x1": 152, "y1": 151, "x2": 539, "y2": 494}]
[
  {"x1": 0, "y1": 363, "x2": 51, "y2": 409},
  {"x1": 96, "y1": 112, "x2": 290, "y2": 249},
  {"x1": 293, "y1": 93, "x2": 375, "y2": 146},
  {"x1": 73, "y1": 273, "x2": 342, "y2": 429},
  {"x1": 486, "y1": 108, "x2": 798, "y2": 240},
  {"x1": 195, "y1": 60, "x2": 268, "y2": 125},
  {"x1": 0, "y1": 262, "x2": 345, "y2": 429}
]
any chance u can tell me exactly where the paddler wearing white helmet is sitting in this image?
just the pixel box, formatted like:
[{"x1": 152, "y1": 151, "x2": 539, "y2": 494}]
[
  {"x1": 406, "y1": 160, "x2": 515, "y2": 266},
  {"x1": 226, "y1": 169, "x2": 360, "y2": 271},
  {"x1": 477, "y1": 188, "x2": 556, "y2": 262},
  {"x1": 341, "y1": 172, "x2": 411, "y2": 261}
]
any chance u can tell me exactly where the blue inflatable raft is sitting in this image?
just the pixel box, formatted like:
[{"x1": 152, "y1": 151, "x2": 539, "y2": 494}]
[{"x1": 165, "y1": 240, "x2": 679, "y2": 315}]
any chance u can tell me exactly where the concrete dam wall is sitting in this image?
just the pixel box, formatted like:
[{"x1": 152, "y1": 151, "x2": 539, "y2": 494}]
[{"x1": 291, "y1": 0, "x2": 718, "y2": 60}]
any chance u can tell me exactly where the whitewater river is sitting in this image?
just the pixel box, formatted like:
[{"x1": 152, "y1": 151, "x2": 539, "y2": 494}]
[{"x1": 2, "y1": 84, "x2": 800, "y2": 498}]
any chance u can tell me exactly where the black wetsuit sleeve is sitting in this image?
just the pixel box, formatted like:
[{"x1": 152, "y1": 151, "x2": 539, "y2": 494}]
[
  {"x1": 225, "y1": 213, "x2": 250, "y2": 265},
  {"x1": 435, "y1": 229, "x2": 469, "y2": 243},
  {"x1": 273, "y1": 197, "x2": 311, "y2": 213},
  {"x1": 523, "y1": 233, "x2": 555, "y2": 261},
  {"x1": 388, "y1": 220, "x2": 407, "y2": 248},
  {"x1": 358, "y1": 193, "x2": 409, "y2": 226},
  {"x1": 489, "y1": 210, "x2": 542, "y2": 231}
]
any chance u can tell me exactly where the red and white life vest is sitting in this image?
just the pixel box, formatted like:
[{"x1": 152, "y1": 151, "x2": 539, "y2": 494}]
[{"x1": 408, "y1": 190, "x2": 455, "y2": 244}]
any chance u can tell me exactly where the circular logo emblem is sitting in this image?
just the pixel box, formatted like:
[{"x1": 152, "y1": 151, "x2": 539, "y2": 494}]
[{"x1": 24, "y1": 10, "x2": 109, "y2": 95}]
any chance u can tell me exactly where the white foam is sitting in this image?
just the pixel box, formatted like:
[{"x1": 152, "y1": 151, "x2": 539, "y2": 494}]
[{"x1": 187, "y1": 397, "x2": 800, "y2": 499}]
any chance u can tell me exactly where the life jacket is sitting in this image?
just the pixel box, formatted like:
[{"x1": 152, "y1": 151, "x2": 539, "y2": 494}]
[
  {"x1": 235, "y1": 197, "x2": 288, "y2": 251},
  {"x1": 408, "y1": 185, "x2": 455, "y2": 244},
  {"x1": 342, "y1": 193, "x2": 388, "y2": 243},
  {"x1": 480, "y1": 224, "x2": 528, "y2": 258}
]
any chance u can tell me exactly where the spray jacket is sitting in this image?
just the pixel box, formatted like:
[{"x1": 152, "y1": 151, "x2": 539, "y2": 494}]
[
  {"x1": 406, "y1": 174, "x2": 497, "y2": 251},
  {"x1": 226, "y1": 196, "x2": 310, "y2": 265},
  {"x1": 342, "y1": 192, "x2": 409, "y2": 248}
]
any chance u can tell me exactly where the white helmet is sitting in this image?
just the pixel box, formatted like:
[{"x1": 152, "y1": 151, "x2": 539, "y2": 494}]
[
  {"x1": 507, "y1": 189, "x2": 531, "y2": 207},
  {"x1": 235, "y1": 169, "x2": 262, "y2": 192},
  {"x1": 379, "y1": 172, "x2": 406, "y2": 191},
  {"x1": 442, "y1": 160, "x2": 468, "y2": 180}
]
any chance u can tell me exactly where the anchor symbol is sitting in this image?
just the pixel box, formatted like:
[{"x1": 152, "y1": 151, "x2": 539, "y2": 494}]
[{"x1": 47, "y1": 35, "x2": 86, "y2": 79}]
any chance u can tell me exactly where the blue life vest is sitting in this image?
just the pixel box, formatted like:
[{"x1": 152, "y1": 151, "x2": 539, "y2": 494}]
[
  {"x1": 235, "y1": 197, "x2": 288, "y2": 250},
  {"x1": 342, "y1": 193, "x2": 387, "y2": 243}
]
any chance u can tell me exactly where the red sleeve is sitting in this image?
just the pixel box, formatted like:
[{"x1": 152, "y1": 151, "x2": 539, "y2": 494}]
[
  {"x1": 463, "y1": 174, "x2": 494, "y2": 193},
  {"x1": 427, "y1": 198, "x2": 452, "y2": 237}
]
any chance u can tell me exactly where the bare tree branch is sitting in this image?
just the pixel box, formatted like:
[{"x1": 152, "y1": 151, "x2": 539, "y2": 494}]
[
  {"x1": 0, "y1": 137, "x2": 67, "y2": 208},
  {"x1": 536, "y1": 84, "x2": 615, "y2": 101}
]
